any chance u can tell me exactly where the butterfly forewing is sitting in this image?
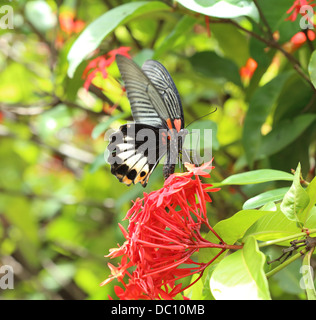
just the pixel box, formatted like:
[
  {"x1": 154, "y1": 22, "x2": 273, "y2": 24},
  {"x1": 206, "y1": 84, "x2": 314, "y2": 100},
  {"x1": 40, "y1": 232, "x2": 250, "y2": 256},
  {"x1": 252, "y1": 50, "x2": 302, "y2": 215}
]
[
  {"x1": 142, "y1": 60, "x2": 184, "y2": 127},
  {"x1": 116, "y1": 55, "x2": 166, "y2": 128}
]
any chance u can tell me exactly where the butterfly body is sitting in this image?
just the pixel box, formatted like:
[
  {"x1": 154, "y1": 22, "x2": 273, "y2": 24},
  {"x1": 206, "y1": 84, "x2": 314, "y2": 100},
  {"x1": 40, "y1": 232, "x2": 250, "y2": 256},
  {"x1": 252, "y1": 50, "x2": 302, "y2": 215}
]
[{"x1": 107, "y1": 55, "x2": 186, "y2": 187}]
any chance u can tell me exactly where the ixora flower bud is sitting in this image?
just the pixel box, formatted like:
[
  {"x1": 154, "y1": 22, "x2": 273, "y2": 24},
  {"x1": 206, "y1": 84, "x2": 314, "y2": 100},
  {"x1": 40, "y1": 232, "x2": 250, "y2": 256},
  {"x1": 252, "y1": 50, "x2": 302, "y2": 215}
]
[{"x1": 101, "y1": 161, "x2": 242, "y2": 300}]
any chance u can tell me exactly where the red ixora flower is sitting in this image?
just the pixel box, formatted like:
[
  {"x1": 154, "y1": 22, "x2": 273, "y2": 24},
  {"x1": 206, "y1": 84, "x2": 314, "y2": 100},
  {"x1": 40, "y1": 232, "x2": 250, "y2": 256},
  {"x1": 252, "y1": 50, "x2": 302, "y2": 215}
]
[
  {"x1": 82, "y1": 47, "x2": 131, "y2": 91},
  {"x1": 240, "y1": 58, "x2": 258, "y2": 83},
  {"x1": 286, "y1": 0, "x2": 316, "y2": 21},
  {"x1": 101, "y1": 161, "x2": 242, "y2": 300}
]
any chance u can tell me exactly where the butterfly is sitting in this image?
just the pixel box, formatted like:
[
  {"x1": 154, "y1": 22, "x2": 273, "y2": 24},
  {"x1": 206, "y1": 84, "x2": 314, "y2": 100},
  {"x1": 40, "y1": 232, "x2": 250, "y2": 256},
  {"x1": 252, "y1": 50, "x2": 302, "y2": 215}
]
[{"x1": 107, "y1": 54, "x2": 188, "y2": 187}]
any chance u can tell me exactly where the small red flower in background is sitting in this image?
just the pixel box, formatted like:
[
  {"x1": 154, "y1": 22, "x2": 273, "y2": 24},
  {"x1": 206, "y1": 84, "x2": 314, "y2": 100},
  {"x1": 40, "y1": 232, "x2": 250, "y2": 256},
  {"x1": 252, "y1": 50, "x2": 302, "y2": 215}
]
[
  {"x1": 102, "y1": 161, "x2": 242, "y2": 300},
  {"x1": 59, "y1": 11, "x2": 85, "y2": 35},
  {"x1": 240, "y1": 58, "x2": 258, "y2": 83},
  {"x1": 283, "y1": 30, "x2": 316, "y2": 52},
  {"x1": 0, "y1": 111, "x2": 3, "y2": 123},
  {"x1": 286, "y1": 0, "x2": 315, "y2": 22},
  {"x1": 82, "y1": 47, "x2": 131, "y2": 91},
  {"x1": 56, "y1": 11, "x2": 85, "y2": 48}
]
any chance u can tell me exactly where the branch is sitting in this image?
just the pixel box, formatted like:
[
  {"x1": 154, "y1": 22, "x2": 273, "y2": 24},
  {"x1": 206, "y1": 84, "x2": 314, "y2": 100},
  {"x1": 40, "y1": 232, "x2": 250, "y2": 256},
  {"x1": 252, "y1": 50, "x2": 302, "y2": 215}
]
[
  {"x1": 253, "y1": 0, "x2": 274, "y2": 39},
  {"x1": 212, "y1": 18, "x2": 316, "y2": 91}
]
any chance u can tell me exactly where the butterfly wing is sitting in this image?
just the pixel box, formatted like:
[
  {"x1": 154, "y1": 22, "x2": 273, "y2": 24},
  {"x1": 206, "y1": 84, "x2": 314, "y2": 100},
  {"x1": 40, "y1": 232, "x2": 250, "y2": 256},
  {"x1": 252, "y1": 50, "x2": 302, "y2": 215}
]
[
  {"x1": 116, "y1": 54, "x2": 166, "y2": 128},
  {"x1": 142, "y1": 59, "x2": 184, "y2": 131},
  {"x1": 107, "y1": 123, "x2": 167, "y2": 187},
  {"x1": 108, "y1": 55, "x2": 185, "y2": 187},
  {"x1": 116, "y1": 55, "x2": 184, "y2": 131}
]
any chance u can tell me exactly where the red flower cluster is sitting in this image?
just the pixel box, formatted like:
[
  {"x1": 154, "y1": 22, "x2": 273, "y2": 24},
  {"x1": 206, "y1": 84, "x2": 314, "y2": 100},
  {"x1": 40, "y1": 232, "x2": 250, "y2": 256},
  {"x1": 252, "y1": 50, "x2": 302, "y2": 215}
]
[
  {"x1": 286, "y1": 0, "x2": 315, "y2": 22},
  {"x1": 82, "y1": 47, "x2": 131, "y2": 91},
  {"x1": 101, "y1": 161, "x2": 241, "y2": 300}
]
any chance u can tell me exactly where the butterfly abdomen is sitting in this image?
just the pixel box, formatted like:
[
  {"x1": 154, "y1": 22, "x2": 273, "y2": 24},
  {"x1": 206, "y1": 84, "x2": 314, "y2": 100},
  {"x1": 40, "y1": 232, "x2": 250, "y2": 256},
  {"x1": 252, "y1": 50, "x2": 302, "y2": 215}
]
[{"x1": 163, "y1": 163, "x2": 175, "y2": 180}]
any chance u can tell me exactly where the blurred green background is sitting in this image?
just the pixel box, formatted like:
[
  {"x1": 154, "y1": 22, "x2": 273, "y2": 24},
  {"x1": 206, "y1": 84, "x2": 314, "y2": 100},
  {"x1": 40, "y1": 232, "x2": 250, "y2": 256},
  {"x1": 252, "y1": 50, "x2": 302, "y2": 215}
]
[{"x1": 0, "y1": 0, "x2": 315, "y2": 299}]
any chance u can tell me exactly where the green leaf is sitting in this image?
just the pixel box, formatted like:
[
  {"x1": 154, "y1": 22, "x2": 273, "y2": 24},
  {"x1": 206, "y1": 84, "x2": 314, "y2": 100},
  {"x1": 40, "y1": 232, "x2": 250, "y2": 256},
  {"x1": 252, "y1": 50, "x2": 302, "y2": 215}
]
[
  {"x1": 190, "y1": 51, "x2": 242, "y2": 87},
  {"x1": 280, "y1": 163, "x2": 309, "y2": 223},
  {"x1": 67, "y1": 1, "x2": 170, "y2": 77},
  {"x1": 176, "y1": 0, "x2": 259, "y2": 21},
  {"x1": 212, "y1": 209, "x2": 271, "y2": 245},
  {"x1": 305, "y1": 207, "x2": 316, "y2": 230},
  {"x1": 243, "y1": 206, "x2": 302, "y2": 243},
  {"x1": 243, "y1": 187, "x2": 290, "y2": 210},
  {"x1": 301, "y1": 177, "x2": 316, "y2": 224},
  {"x1": 258, "y1": 114, "x2": 316, "y2": 159},
  {"x1": 308, "y1": 50, "x2": 316, "y2": 89},
  {"x1": 153, "y1": 15, "x2": 197, "y2": 59},
  {"x1": 200, "y1": 209, "x2": 271, "y2": 264},
  {"x1": 210, "y1": 236, "x2": 271, "y2": 300},
  {"x1": 273, "y1": 74, "x2": 313, "y2": 124},
  {"x1": 215, "y1": 169, "x2": 293, "y2": 186},
  {"x1": 211, "y1": 23, "x2": 249, "y2": 67},
  {"x1": 301, "y1": 250, "x2": 316, "y2": 300},
  {"x1": 242, "y1": 72, "x2": 292, "y2": 167}
]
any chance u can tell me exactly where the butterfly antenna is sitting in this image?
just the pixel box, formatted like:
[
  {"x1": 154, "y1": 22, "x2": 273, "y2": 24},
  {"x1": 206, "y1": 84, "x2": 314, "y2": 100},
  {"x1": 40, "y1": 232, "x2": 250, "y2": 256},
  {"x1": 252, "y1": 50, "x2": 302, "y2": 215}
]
[{"x1": 185, "y1": 106, "x2": 217, "y2": 129}]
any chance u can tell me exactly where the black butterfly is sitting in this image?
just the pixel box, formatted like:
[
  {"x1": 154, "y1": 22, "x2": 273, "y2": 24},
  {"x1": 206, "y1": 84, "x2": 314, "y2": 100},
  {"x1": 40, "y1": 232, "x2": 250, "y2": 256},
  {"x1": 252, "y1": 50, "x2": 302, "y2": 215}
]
[{"x1": 107, "y1": 54, "x2": 188, "y2": 187}]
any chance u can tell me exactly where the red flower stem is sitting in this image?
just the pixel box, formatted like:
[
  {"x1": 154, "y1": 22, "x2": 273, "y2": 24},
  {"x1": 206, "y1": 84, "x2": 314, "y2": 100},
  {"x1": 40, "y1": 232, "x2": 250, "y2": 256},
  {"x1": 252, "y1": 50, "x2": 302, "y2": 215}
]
[
  {"x1": 204, "y1": 220, "x2": 224, "y2": 243},
  {"x1": 169, "y1": 249, "x2": 226, "y2": 294}
]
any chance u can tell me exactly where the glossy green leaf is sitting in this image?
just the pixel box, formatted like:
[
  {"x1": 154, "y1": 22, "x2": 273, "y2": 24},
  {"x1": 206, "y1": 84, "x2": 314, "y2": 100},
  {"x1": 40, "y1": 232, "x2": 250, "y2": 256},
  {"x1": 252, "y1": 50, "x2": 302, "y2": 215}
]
[
  {"x1": 243, "y1": 187, "x2": 289, "y2": 210},
  {"x1": 200, "y1": 209, "x2": 271, "y2": 264},
  {"x1": 242, "y1": 72, "x2": 292, "y2": 167},
  {"x1": 308, "y1": 50, "x2": 316, "y2": 89},
  {"x1": 258, "y1": 114, "x2": 316, "y2": 159},
  {"x1": 301, "y1": 176, "x2": 316, "y2": 223},
  {"x1": 211, "y1": 23, "x2": 249, "y2": 67},
  {"x1": 190, "y1": 51, "x2": 242, "y2": 87},
  {"x1": 280, "y1": 163, "x2": 309, "y2": 223},
  {"x1": 216, "y1": 169, "x2": 293, "y2": 186},
  {"x1": 210, "y1": 236, "x2": 271, "y2": 300},
  {"x1": 243, "y1": 207, "x2": 302, "y2": 243},
  {"x1": 176, "y1": 0, "x2": 259, "y2": 21},
  {"x1": 212, "y1": 210, "x2": 271, "y2": 245},
  {"x1": 67, "y1": 1, "x2": 170, "y2": 77}
]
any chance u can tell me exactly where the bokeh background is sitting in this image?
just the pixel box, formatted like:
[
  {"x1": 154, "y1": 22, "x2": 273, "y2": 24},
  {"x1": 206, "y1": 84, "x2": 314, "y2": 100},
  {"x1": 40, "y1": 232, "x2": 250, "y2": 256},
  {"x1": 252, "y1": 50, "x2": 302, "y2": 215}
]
[{"x1": 0, "y1": 0, "x2": 315, "y2": 299}]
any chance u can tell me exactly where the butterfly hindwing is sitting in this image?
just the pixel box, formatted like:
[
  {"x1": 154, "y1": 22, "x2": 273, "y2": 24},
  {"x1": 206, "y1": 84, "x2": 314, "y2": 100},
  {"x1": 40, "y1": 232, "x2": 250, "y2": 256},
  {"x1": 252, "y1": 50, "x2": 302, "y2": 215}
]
[{"x1": 108, "y1": 123, "x2": 167, "y2": 187}]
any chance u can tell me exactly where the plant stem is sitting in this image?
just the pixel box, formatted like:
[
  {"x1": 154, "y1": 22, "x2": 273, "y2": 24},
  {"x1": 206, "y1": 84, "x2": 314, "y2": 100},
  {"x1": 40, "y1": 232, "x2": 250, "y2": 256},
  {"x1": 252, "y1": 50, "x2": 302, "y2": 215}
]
[
  {"x1": 266, "y1": 248, "x2": 308, "y2": 279},
  {"x1": 258, "y1": 229, "x2": 316, "y2": 248},
  {"x1": 253, "y1": 0, "x2": 274, "y2": 39}
]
